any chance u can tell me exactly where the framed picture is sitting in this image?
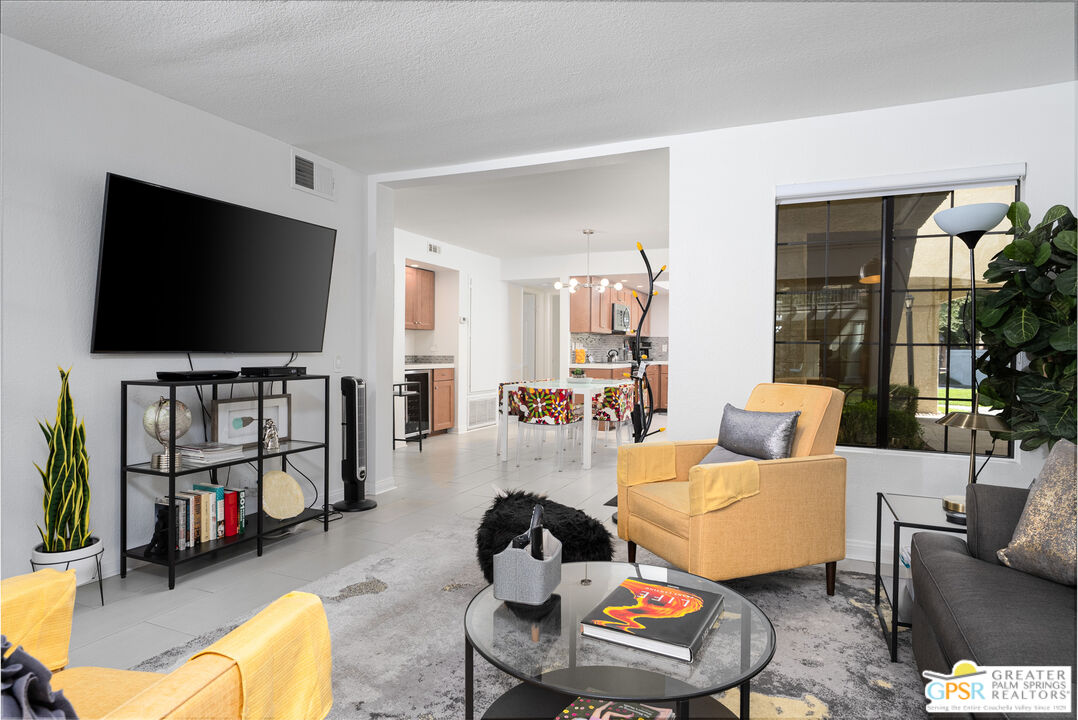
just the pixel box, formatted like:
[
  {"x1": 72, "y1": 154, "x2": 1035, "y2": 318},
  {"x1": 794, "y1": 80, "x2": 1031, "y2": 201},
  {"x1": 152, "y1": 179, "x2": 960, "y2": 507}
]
[{"x1": 212, "y1": 394, "x2": 291, "y2": 447}]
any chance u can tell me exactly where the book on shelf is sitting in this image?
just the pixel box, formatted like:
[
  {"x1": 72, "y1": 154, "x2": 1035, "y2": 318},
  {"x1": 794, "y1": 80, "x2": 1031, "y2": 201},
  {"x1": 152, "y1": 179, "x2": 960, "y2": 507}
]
[
  {"x1": 557, "y1": 697, "x2": 673, "y2": 719},
  {"x1": 178, "y1": 491, "x2": 202, "y2": 545},
  {"x1": 580, "y1": 577, "x2": 724, "y2": 662},
  {"x1": 193, "y1": 484, "x2": 226, "y2": 538},
  {"x1": 223, "y1": 489, "x2": 239, "y2": 537},
  {"x1": 196, "y1": 490, "x2": 213, "y2": 542}
]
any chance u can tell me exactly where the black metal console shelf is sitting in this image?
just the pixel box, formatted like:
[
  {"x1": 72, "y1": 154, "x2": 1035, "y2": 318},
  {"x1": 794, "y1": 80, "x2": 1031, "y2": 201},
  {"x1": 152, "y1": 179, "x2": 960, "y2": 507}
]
[{"x1": 120, "y1": 374, "x2": 331, "y2": 589}]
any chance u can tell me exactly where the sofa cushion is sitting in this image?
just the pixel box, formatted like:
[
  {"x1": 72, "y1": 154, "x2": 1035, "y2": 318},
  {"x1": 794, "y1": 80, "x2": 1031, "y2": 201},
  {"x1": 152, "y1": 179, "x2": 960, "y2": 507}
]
[
  {"x1": 911, "y1": 532, "x2": 1077, "y2": 669},
  {"x1": 717, "y1": 403, "x2": 800, "y2": 460},
  {"x1": 998, "y1": 439, "x2": 1077, "y2": 586},
  {"x1": 52, "y1": 666, "x2": 163, "y2": 719},
  {"x1": 628, "y1": 482, "x2": 690, "y2": 539},
  {"x1": 698, "y1": 444, "x2": 757, "y2": 466}
]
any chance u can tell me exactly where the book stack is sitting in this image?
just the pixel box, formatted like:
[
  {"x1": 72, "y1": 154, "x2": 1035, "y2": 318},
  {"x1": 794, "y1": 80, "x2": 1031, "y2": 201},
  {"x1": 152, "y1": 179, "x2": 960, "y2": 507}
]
[
  {"x1": 154, "y1": 486, "x2": 247, "y2": 549},
  {"x1": 176, "y1": 442, "x2": 244, "y2": 465}
]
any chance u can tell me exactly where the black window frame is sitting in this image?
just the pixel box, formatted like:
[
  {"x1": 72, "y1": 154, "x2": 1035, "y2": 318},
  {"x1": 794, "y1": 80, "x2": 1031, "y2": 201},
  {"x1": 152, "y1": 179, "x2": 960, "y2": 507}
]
[{"x1": 772, "y1": 184, "x2": 1019, "y2": 457}]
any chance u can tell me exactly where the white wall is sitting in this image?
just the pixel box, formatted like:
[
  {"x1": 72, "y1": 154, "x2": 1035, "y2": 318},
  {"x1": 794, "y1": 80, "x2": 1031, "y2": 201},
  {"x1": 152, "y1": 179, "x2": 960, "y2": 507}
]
[
  {"x1": 394, "y1": 229, "x2": 514, "y2": 431},
  {"x1": 369, "y1": 81, "x2": 1076, "y2": 564},
  {"x1": 0, "y1": 37, "x2": 365, "y2": 580}
]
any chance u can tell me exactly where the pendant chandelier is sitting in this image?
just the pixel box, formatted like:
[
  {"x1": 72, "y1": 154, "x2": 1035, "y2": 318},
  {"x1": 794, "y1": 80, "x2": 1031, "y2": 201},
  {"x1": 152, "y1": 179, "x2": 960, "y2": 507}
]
[{"x1": 553, "y1": 229, "x2": 623, "y2": 294}]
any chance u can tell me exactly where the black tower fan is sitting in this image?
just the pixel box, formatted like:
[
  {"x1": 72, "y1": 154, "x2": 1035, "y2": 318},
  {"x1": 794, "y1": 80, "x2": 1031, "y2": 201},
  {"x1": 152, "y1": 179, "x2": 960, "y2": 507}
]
[{"x1": 334, "y1": 376, "x2": 377, "y2": 511}]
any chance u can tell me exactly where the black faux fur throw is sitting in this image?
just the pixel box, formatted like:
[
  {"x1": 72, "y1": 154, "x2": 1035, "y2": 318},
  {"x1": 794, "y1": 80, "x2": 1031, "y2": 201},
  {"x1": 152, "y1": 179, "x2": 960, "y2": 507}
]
[{"x1": 476, "y1": 490, "x2": 613, "y2": 583}]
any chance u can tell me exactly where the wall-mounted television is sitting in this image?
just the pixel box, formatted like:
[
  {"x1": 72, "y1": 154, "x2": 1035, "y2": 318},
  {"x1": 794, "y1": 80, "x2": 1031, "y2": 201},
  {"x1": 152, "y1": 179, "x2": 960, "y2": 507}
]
[{"x1": 90, "y1": 173, "x2": 336, "y2": 353}]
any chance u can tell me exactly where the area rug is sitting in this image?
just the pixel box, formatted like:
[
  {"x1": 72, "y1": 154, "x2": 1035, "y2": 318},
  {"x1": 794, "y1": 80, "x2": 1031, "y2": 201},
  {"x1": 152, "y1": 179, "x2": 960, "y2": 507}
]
[{"x1": 134, "y1": 521, "x2": 927, "y2": 719}]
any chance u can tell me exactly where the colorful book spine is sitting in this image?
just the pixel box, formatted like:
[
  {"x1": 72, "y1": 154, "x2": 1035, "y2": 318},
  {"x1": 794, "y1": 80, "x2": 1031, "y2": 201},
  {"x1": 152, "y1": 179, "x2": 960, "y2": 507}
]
[
  {"x1": 224, "y1": 489, "x2": 246, "y2": 534},
  {"x1": 201, "y1": 491, "x2": 213, "y2": 542},
  {"x1": 193, "y1": 484, "x2": 226, "y2": 538},
  {"x1": 179, "y1": 492, "x2": 202, "y2": 545},
  {"x1": 224, "y1": 491, "x2": 239, "y2": 537}
]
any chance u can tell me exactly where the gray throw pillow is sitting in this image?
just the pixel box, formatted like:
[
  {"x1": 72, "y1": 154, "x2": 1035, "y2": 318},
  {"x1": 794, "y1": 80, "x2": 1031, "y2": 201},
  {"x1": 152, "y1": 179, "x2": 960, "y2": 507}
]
[
  {"x1": 717, "y1": 403, "x2": 800, "y2": 460},
  {"x1": 997, "y1": 440, "x2": 1077, "y2": 586}
]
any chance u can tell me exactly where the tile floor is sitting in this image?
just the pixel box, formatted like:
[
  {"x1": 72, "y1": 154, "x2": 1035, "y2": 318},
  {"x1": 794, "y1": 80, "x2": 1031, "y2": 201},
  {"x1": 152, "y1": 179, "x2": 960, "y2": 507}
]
[{"x1": 71, "y1": 422, "x2": 625, "y2": 669}]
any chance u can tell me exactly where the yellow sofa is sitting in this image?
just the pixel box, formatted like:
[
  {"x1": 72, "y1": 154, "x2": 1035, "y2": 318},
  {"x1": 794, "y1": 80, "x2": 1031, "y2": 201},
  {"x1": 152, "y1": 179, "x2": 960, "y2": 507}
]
[
  {"x1": 1, "y1": 568, "x2": 332, "y2": 720},
  {"x1": 617, "y1": 382, "x2": 846, "y2": 594}
]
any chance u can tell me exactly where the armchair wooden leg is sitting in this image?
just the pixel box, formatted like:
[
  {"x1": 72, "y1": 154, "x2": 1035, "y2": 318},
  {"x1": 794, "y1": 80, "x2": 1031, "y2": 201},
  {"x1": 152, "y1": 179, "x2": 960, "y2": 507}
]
[
  {"x1": 826, "y1": 561, "x2": 836, "y2": 596},
  {"x1": 627, "y1": 541, "x2": 637, "y2": 563}
]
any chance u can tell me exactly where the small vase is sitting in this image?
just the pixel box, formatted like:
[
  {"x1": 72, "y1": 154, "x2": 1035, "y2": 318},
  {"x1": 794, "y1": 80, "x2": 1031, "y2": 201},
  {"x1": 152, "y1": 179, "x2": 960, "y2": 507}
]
[{"x1": 31, "y1": 536, "x2": 102, "y2": 586}]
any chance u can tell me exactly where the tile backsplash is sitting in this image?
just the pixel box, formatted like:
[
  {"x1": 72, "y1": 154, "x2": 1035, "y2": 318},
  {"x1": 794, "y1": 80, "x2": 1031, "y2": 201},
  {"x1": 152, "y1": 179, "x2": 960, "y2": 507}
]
[
  {"x1": 571, "y1": 333, "x2": 668, "y2": 361},
  {"x1": 405, "y1": 354, "x2": 454, "y2": 364}
]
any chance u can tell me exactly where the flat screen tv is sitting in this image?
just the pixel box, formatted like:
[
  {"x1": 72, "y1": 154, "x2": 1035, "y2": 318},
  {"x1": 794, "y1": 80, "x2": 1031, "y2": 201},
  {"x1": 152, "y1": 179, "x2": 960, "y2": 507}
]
[{"x1": 91, "y1": 174, "x2": 336, "y2": 353}]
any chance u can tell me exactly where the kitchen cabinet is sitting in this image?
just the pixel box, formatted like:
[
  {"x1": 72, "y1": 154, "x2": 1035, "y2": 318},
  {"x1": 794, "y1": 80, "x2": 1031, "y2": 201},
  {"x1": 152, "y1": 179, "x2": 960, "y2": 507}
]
[
  {"x1": 590, "y1": 287, "x2": 611, "y2": 334},
  {"x1": 432, "y1": 368, "x2": 454, "y2": 431},
  {"x1": 569, "y1": 276, "x2": 591, "y2": 332},
  {"x1": 658, "y1": 365, "x2": 669, "y2": 410},
  {"x1": 583, "y1": 367, "x2": 615, "y2": 380},
  {"x1": 404, "y1": 266, "x2": 435, "y2": 330},
  {"x1": 643, "y1": 364, "x2": 661, "y2": 409}
]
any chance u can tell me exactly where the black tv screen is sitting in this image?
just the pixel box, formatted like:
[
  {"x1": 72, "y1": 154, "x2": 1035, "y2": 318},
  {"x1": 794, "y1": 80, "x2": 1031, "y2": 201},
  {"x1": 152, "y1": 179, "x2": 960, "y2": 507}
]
[{"x1": 91, "y1": 174, "x2": 336, "y2": 353}]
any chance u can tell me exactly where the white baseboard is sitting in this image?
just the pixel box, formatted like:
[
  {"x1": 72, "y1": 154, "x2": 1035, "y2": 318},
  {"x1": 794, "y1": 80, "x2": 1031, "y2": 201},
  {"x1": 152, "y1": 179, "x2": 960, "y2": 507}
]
[{"x1": 371, "y1": 475, "x2": 397, "y2": 495}]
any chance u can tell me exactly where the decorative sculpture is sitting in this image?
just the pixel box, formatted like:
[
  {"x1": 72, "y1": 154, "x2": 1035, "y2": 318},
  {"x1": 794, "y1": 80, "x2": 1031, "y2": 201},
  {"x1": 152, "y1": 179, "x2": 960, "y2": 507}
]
[{"x1": 263, "y1": 418, "x2": 280, "y2": 452}]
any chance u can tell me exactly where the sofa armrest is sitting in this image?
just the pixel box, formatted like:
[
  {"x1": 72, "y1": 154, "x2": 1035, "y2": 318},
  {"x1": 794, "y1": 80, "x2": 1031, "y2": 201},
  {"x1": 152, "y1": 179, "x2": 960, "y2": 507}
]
[
  {"x1": 0, "y1": 569, "x2": 76, "y2": 672},
  {"x1": 966, "y1": 483, "x2": 1029, "y2": 564}
]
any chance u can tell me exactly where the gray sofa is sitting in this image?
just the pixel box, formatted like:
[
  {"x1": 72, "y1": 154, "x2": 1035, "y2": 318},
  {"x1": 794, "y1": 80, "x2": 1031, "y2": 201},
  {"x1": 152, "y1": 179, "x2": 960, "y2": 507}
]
[{"x1": 911, "y1": 483, "x2": 1076, "y2": 718}]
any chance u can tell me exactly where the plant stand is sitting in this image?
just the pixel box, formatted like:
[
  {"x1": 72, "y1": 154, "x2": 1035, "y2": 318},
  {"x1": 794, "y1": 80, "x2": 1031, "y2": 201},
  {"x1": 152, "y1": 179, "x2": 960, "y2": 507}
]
[{"x1": 30, "y1": 539, "x2": 105, "y2": 606}]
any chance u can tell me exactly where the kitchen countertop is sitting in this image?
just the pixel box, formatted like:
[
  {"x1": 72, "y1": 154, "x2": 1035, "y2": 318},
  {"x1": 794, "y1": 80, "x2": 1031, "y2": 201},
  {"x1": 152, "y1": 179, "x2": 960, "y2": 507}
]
[
  {"x1": 404, "y1": 363, "x2": 455, "y2": 370},
  {"x1": 570, "y1": 362, "x2": 632, "y2": 368}
]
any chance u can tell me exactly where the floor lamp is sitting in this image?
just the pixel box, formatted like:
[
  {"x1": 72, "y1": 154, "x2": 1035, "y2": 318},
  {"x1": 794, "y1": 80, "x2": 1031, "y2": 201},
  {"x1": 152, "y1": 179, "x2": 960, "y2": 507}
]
[{"x1": 933, "y1": 202, "x2": 1010, "y2": 520}]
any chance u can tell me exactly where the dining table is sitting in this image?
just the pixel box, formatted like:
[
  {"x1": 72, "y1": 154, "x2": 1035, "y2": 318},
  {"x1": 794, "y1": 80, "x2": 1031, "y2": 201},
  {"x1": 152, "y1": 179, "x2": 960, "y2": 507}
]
[{"x1": 498, "y1": 377, "x2": 635, "y2": 470}]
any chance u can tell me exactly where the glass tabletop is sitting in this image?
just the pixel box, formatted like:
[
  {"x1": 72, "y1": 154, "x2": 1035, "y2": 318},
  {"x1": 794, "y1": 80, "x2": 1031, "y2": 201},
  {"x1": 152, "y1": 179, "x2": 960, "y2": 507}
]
[
  {"x1": 464, "y1": 562, "x2": 775, "y2": 702},
  {"x1": 881, "y1": 493, "x2": 965, "y2": 530}
]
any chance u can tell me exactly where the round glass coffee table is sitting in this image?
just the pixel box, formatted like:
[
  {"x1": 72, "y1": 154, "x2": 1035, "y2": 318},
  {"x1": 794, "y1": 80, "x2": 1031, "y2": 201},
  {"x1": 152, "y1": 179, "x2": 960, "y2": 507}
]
[{"x1": 464, "y1": 562, "x2": 775, "y2": 719}]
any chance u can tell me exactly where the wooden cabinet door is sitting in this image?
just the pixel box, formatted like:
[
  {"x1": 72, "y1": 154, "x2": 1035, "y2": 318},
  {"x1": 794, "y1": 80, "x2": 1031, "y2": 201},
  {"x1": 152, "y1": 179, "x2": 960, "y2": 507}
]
[
  {"x1": 404, "y1": 266, "x2": 418, "y2": 328},
  {"x1": 591, "y1": 288, "x2": 611, "y2": 333},
  {"x1": 644, "y1": 365, "x2": 661, "y2": 409},
  {"x1": 640, "y1": 293, "x2": 652, "y2": 336},
  {"x1": 629, "y1": 291, "x2": 641, "y2": 336},
  {"x1": 658, "y1": 366, "x2": 668, "y2": 409},
  {"x1": 584, "y1": 368, "x2": 615, "y2": 380},
  {"x1": 569, "y1": 276, "x2": 591, "y2": 332},
  {"x1": 414, "y1": 268, "x2": 435, "y2": 330},
  {"x1": 432, "y1": 379, "x2": 454, "y2": 431}
]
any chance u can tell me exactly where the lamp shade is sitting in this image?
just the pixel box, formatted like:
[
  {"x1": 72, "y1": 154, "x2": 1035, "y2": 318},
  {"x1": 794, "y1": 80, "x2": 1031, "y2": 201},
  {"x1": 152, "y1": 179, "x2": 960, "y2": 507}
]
[
  {"x1": 858, "y1": 257, "x2": 881, "y2": 285},
  {"x1": 934, "y1": 203, "x2": 1009, "y2": 237}
]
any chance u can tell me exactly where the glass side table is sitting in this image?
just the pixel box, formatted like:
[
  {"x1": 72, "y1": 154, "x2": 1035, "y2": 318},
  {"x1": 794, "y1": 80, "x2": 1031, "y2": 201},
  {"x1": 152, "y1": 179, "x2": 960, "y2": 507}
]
[{"x1": 875, "y1": 492, "x2": 967, "y2": 662}]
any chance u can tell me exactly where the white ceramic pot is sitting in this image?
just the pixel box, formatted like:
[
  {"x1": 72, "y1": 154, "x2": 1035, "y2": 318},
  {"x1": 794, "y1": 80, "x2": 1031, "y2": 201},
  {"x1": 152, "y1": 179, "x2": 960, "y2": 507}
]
[{"x1": 31, "y1": 536, "x2": 102, "y2": 586}]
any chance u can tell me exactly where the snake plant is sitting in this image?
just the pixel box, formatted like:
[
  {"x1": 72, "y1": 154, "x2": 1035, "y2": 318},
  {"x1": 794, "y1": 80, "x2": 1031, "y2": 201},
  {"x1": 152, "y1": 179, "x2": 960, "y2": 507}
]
[{"x1": 35, "y1": 367, "x2": 92, "y2": 552}]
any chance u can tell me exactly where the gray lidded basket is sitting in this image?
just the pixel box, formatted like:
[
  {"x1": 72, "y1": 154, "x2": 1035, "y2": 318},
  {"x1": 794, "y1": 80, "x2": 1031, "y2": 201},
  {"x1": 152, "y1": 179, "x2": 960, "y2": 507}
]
[{"x1": 492, "y1": 529, "x2": 562, "y2": 606}]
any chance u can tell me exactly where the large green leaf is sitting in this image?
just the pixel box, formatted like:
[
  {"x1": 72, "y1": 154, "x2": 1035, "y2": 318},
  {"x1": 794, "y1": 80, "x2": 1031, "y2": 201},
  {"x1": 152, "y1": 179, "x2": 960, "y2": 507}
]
[
  {"x1": 1002, "y1": 307, "x2": 1040, "y2": 346},
  {"x1": 1016, "y1": 374, "x2": 1071, "y2": 405},
  {"x1": 1055, "y1": 230, "x2": 1077, "y2": 256},
  {"x1": 1033, "y1": 241, "x2": 1053, "y2": 267},
  {"x1": 1035, "y1": 204, "x2": 1074, "y2": 231},
  {"x1": 985, "y1": 285, "x2": 1021, "y2": 308},
  {"x1": 1050, "y1": 323, "x2": 1077, "y2": 352},
  {"x1": 1007, "y1": 201, "x2": 1031, "y2": 232},
  {"x1": 1040, "y1": 404, "x2": 1077, "y2": 442},
  {"x1": 1004, "y1": 238, "x2": 1036, "y2": 263},
  {"x1": 1055, "y1": 266, "x2": 1077, "y2": 296},
  {"x1": 978, "y1": 304, "x2": 1007, "y2": 328}
]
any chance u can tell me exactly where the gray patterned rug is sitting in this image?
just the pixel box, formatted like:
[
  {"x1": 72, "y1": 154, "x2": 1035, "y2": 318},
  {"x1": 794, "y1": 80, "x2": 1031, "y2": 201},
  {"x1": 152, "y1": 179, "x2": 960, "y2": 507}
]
[{"x1": 134, "y1": 522, "x2": 927, "y2": 719}]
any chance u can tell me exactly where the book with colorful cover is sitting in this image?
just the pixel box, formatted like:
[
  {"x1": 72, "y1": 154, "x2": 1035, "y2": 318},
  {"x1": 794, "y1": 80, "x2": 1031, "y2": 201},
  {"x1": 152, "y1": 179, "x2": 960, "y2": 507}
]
[
  {"x1": 580, "y1": 577, "x2": 724, "y2": 662},
  {"x1": 224, "y1": 489, "x2": 245, "y2": 534},
  {"x1": 192, "y1": 484, "x2": 225, "y2": 538},
  {"x1": 223, "y1": 490, "x2": 239, "y2": 537},
  {"x1": 558, "y1": 697, "x2": 673, "y2": 719}
]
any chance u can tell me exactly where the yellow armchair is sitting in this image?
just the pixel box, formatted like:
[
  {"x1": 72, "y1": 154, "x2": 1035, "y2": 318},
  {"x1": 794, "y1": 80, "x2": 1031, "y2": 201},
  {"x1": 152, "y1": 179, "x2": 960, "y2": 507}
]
[
  {"x1": 617, "y1": 383, "x2": 846, "y2": 594},
  {"x1": 1, "y1": 569, "x2": 333, "y2": 720}
]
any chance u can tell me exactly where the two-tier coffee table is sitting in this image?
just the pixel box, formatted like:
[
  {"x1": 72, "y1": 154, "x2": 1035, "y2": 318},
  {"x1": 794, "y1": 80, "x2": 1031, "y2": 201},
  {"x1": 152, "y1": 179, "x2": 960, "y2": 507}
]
[{"x1": 464, "y1": 562, "x2": 776, "y2": 719}]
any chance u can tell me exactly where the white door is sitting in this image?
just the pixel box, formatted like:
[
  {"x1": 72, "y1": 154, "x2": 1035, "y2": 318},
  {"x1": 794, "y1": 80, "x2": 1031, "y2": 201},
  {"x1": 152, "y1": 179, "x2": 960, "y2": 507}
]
[{"x1": 522, "y1": 293, "x2": 536, "y2": 380}]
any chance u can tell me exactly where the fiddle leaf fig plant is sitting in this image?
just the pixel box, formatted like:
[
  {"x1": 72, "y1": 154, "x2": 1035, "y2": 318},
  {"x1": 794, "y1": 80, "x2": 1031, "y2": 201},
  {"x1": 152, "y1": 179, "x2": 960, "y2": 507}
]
[
  {"x1": 976, "y1": 202, "x2": 1077, "y2": 450},
  {"x1": 35, "y1": 367, "x2": 92, "y2": 552}
]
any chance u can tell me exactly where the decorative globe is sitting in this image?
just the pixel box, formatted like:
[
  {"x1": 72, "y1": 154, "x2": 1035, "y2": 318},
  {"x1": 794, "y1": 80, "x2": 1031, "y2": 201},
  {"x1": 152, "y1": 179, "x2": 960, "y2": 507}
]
[{"x1": 142, "y1": 397, "x2": 192, "y2": 445}]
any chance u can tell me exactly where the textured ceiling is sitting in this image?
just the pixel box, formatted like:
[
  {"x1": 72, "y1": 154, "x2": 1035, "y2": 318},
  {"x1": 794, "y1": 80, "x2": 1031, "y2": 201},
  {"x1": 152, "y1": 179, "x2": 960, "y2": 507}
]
[
  {"x1": 2, "y1": 1, "x2": 1074, "y2": 174},
  {"x1": 393, "y1": 149, "x2": 669, "y2": 257}
]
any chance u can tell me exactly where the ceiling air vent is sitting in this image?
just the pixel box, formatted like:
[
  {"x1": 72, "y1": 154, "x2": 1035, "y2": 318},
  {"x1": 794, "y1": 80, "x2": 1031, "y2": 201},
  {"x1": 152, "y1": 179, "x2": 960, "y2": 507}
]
[
  {"x1": 427, "y1": 242, "x2": 442, "y2": 255},
  {"x1": 292, "y1": 150, "x2": 335, "y2": 200}
]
